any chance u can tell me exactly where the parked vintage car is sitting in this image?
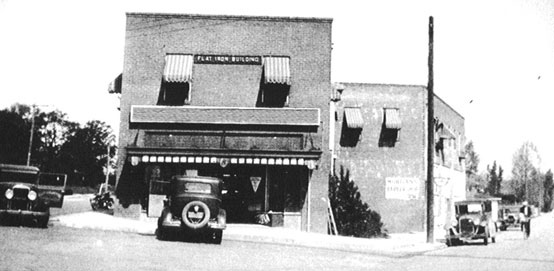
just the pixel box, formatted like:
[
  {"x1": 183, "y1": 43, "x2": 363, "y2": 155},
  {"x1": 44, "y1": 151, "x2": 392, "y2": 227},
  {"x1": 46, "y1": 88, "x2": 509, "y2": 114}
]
[
  {"x1": 497, "y1": 205, "x2": 520, "y2": 231},
  {"x1": 156, "y1": 175, "x2": 226, "y2": 244},
  {"x1": 445, "y1": 199, "x2": 497, "y2": 246},
  {"x1": 0, "y1": 164, "x2": 65, "y2": 228}
]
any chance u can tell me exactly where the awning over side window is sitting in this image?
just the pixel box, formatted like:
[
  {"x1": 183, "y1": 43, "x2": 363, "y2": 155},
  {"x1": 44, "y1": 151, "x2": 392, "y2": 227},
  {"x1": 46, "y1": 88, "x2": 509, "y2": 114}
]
[
  {"x1": 384, "y1": 108, "x2": 401, "y2": 129},
  {"x1": 263, "y1": 57, "x2": 291, "y2": 85},
  {"x1": 344, "y1": 107, "x2": 364, "y2": 129},
  {"x1": 438, "y1": 126, "x2": 456, "y2": 139},
  {"x1": 107, "y1": 73, "x2": 122, "y2": 94},
  {"x1": 163, "y1": 54, "x2": 193, "y2": 83}
]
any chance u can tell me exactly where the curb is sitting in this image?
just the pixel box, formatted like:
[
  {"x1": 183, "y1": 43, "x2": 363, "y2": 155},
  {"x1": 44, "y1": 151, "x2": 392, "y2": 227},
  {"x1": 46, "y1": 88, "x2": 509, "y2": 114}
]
[{"x1": 52, "y1": 212, "x2": 445, "y2": 257}]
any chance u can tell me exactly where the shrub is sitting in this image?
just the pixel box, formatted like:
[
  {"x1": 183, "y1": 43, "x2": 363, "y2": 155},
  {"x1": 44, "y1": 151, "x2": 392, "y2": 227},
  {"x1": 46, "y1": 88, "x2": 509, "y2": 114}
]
[{"x1": 329, "y1": 166, "x2": 388, "y2": 238}]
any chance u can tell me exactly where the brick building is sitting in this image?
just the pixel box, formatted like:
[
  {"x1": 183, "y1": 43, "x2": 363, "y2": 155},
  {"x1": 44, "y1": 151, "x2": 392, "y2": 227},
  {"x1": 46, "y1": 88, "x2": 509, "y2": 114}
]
[
  {"x1": 331, "y1": 83, "x2": 466, "y2": 233},
  {"x1": 111, "y1": 13, "x2": 332, "y2": 233}
]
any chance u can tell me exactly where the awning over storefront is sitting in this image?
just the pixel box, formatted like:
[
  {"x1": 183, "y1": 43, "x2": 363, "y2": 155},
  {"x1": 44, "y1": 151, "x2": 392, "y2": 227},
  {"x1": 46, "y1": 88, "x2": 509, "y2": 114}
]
[
  {"x1": 126, "y1": 147, "x2": 320, "y2": 169},
  {"x1": 163, "y1": 54, "x2": 193, "y2": 83},
  {"x1": 263, "y1": 57, "x2": 291, "y2": 85},
  {"x1": 384, "y1": 108, "x2": 401, "y2": 129},
  {"x1": 130, "y1": 155, "x2": 316, "y2": 168},
  {"x1": 343, "y1": 107, "x2": 363, "y2": 129}
]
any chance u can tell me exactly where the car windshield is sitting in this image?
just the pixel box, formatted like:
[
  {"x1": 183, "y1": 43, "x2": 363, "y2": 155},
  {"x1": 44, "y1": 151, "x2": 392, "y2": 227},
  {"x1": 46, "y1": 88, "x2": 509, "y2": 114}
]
[
  {"x1": 184, "y1": 182, "x2": 211, "y2": 194},
  {"x1": 38, "y1": 174, "x2": 66, "y2": 187},
  {"x1": 0, "y1": 171, "x2": 38, "y2": 184},
  {"x1": 458, "y1": 203, "x2": 482, "y2": 214}
]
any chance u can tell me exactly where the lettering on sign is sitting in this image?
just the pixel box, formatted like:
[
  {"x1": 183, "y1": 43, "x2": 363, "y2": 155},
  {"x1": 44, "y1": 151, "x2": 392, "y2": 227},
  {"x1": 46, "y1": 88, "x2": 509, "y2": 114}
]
[
  {"x1": 194, "y1": 55, "x2": 262, "y2": 65},
  {"x1": 385, "y1": 177, "x2": 420, "y2": 200}
]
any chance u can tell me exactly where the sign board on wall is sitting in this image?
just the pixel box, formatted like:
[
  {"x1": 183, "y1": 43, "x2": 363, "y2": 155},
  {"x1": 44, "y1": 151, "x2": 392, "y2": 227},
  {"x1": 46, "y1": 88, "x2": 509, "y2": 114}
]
[
  {"x1": 194, "y1": 55, "x2": 262, "y2": 65},
  {"x1": 250, "y1": 176, "x2": 261, "y2": 193},
  {"x1": 385, "y1": 177, "x2": 420, "y2": 200}
]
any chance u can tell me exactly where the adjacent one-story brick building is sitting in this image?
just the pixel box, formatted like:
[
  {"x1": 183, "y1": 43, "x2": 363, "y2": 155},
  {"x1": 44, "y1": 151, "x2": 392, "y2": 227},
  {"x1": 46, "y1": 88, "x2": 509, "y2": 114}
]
[
  {"x1": 112, "y1": 13, "x2": 332, "y2": 233},
  {"x1": 330, "y1": 83, "x2": 466, "y2": 233}
]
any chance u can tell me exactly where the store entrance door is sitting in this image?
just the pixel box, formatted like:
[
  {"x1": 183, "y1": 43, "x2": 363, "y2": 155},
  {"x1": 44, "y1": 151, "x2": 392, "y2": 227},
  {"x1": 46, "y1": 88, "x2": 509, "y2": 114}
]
[{"x1": 221, "y1": 166, "x2": 266, "y2": 224}]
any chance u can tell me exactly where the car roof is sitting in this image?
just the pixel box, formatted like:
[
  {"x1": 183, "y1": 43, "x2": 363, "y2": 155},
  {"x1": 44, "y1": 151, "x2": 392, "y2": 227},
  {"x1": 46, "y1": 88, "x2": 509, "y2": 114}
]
[
  {"x1": 0, "y1": 164, "x2": 40, "y2": 174},
  {"x1": 171, "y1": 175, "x2": 222, "y2": 184}
]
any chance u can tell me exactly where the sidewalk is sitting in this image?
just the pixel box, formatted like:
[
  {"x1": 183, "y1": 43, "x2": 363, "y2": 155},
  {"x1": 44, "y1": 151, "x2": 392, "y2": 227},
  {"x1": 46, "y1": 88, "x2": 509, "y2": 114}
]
[{"x1": 51, "y1": 211, "x2": 445, "y2": 257}]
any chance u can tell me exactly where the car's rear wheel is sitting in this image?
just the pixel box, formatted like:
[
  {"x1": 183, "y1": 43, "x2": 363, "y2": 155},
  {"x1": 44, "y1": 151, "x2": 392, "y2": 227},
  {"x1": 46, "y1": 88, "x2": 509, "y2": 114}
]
[
  {"x1": 156, "y1": 228, "x2": 168, "y2": 241},
  {"x1": 211, "y1": 230, "x2": 223, "y2": 244},
  {"x1": 181, "y1": 201, "x2": 211, "y2": 229}
]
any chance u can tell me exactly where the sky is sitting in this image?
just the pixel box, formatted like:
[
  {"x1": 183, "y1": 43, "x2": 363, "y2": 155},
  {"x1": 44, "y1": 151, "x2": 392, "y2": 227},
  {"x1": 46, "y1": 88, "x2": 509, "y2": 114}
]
[{"x1": 1, "y1": 0, "x2": 553, "y2": 176}]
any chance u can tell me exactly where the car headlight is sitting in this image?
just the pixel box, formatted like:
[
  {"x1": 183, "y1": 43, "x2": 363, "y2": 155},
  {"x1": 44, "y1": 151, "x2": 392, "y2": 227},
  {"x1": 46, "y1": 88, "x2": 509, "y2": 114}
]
[
  {"x1": 28, "y1": 190, "x2": 37, "y2": 201},
  {"x1": 5, "y1": 188, "x2": 14, "y2": 199},
  {"x1": 473, "y1": 218, "x2": 481, "y2": 226},
  {"x1": 451, "y1": 219, "x2": 458, "y2": 226}
]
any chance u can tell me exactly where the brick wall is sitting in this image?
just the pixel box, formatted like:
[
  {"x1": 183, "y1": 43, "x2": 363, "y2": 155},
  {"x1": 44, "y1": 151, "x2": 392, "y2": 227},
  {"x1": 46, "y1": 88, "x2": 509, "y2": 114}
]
[
  {"x1": 116, "y1": 13, "x2": 333, "y2": 233},
  {"x1": 334, "y1": 83, "x2": 465, "y2": 233}
]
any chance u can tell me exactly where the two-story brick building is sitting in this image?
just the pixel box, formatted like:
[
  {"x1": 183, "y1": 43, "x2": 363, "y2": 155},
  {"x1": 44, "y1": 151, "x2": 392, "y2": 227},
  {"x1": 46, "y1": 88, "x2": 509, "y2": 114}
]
[
  {"x1": 111, "y1": 13, "x2": 332, "y2": 233},
  {"x1": 331, "y1": 83, "x2": 466, "y2": 233}
]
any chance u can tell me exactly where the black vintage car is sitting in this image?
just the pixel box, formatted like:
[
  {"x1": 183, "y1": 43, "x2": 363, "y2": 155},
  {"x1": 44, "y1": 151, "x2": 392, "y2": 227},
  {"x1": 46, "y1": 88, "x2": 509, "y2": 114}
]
[
  {"x1": 156, "y1": 176, "x2": 227, "y2": 244},
  {"x1": 0, "y1": 164, "x2": 65, "y2": 228},
  {"x1": 445, "y1": 199, "x2": 497, "y2": 246}
]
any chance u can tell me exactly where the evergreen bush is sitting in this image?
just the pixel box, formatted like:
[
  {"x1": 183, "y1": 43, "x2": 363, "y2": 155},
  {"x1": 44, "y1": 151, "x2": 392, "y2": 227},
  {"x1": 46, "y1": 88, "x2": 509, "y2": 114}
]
[{"x1": 329, "y1": 166, "x2": 388, "y2": 238}]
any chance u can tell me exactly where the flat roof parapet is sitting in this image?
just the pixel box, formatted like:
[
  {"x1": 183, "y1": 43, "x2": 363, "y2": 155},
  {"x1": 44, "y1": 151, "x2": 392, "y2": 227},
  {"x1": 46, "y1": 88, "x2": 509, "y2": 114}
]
[{"x1": 126, "y1": 12, "x2": 333, "y2": 23}]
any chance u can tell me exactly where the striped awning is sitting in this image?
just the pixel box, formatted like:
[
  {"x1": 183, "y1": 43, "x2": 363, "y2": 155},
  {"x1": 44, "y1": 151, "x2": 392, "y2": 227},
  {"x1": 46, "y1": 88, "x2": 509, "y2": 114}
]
[
  {"x1": 439, "y1": 126, "x2": 455, "y2": 139},
  {"x1": 344, "y1": 107, "x2": 364, "y2": 129},
  {"x1": 129, "y1": 155, "x2": 317, "y2": 169},
  {"x1": 163, "y1": 54, "x2": 193, "y2": 83},
  {"x1": 263, "y1": 57, "x2": 291, "y2": 85},
  {"x1": 107, "y1": 73, "x2": 122, "y2": 94},
  {"x1": 384, "y1": 108, "x2": 401, "y2": 129}
]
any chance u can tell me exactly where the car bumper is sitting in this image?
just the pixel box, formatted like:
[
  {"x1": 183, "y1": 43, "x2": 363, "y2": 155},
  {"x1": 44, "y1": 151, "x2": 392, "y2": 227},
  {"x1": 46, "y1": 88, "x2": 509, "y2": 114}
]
[
  {"x1": 0, "y1": 209, "x2": 49, "y2": 225},
  {"x1": 446, "y1": 228, "x2": 487, "y2": 241},
  {"x1": 160, "y1": 215, "x2": 226, "y2": 231}
]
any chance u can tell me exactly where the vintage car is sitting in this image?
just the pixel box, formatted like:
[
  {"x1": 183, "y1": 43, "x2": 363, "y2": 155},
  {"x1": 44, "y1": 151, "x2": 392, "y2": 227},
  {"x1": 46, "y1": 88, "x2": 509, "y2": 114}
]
[
  {"x1": 497, "y1": 205, "x2": 520, "y2": 231},
  {"x1": 156, "y1": 175, "x2": 226, "y2": 244},
  {"x1": 0, "y1": 164, "x2": 65, "y2": 228},
  {"x1": 445, "y1": 199, "x2": 497, "y2": 246}
]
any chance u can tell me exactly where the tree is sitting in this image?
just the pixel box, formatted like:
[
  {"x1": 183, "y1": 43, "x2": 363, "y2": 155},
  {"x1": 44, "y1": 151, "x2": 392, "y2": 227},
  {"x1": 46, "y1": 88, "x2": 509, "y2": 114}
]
[
  {"x1": 543, "y1": 170, "x2": 553, "y2": 212},
  {"x1": 329, "y1": 166, "x2": 387, "y2": 238},
  {"x1": 33, "y1": 109, "x2": 78, "y2": 172},
  {"x1": 485, "y1": 161, "x2": 503, "y2": 196},
  {"x1": 465, "y1": 141, "x2": 485, "y2": 192},
  {"x1": 511, "y1": 142, "x2": 542, "y2": 205},
  {"x1": 0, "y1": 105, "x2": 30, "y2": 164},
  {"x1": 59, "y1": 120, "x2": 115, "y2": 187}
]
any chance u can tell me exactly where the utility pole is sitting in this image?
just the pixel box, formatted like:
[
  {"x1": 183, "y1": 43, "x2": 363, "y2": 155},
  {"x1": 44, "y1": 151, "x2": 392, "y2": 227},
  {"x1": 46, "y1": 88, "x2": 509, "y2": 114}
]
[
  {"x1": 426, "y1": 16, "x2": 435, "y2": 243},
  {"x1": 26, "y1": 105, "x2": 36, "y2": 166},
  {"x1": 104, "y1": 134, "x2": 116, "y2": 192}
]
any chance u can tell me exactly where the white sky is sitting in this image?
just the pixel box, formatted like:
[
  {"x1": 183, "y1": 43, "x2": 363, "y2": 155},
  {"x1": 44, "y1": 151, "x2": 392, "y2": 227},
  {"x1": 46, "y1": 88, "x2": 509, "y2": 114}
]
[{"x1": 1, "y1": 0, "x2": 553, "y2": 175}]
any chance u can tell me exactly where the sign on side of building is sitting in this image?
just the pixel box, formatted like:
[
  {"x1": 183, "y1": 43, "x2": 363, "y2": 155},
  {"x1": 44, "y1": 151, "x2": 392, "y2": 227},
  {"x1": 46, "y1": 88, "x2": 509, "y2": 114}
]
[{"x1": 385, "y1": 177, "x2": 420, "y2": 200}]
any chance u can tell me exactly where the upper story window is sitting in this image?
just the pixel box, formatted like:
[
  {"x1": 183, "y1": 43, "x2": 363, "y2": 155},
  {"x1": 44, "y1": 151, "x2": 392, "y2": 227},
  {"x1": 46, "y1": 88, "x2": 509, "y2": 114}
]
[
  {"x1": 158, "y1": 54, "x2": 193, "y2": 106},
  {"x1": 258, "y1": 56, "x2": 291, "y2": 107},
  {"x1": 379, "y1": 108, "x2": 401, "y2": 147}
]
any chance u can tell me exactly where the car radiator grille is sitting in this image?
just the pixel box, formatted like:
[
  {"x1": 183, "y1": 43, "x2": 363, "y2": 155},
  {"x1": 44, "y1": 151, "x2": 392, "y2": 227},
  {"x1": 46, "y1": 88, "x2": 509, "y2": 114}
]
[
  {"x1": 460, "y1": 218, "x2": 474, "y2": 235},
  {"x1": 13, "y1": 187, "x2": 29, "y2": 199},
  {"x1": 8, "y1": 199, "x2": 30, "y2": 210}
]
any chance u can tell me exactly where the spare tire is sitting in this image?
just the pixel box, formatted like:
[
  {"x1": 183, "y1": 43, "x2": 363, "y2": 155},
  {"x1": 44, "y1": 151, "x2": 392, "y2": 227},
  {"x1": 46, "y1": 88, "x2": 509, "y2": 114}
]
[{"x1": 181, "y1": 201, "x2": 210, "y2": 229}]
